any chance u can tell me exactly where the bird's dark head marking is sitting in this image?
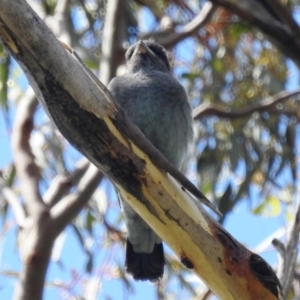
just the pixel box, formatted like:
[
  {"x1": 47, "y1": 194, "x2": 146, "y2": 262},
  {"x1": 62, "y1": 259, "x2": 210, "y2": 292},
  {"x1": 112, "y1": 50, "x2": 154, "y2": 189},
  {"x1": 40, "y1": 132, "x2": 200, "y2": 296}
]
[{"x1": 125, "y1": 40, "x2": 170, "y2": 73}]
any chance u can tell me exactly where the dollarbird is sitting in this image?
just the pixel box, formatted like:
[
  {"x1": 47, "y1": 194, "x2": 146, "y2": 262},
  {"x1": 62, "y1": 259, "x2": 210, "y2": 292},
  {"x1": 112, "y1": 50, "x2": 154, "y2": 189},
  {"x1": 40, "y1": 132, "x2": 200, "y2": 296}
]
[{"x1": 108, "y1": 40, "x2": 193, "y2": 282}]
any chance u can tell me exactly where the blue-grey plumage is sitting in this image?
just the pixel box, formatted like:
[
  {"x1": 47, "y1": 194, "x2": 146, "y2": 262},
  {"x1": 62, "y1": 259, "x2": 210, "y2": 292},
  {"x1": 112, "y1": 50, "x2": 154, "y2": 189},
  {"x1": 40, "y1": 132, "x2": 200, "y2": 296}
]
[{"x1": 108, "y1": 40, "x2": 193, "y2": 281}]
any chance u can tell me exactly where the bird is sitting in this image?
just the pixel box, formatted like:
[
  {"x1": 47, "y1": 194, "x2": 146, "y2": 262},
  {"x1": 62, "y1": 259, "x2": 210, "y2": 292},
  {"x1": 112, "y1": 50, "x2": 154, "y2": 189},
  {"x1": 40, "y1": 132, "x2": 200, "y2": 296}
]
[{"x1": 108, "y1": 40, "x2": 193, "y2": 282}]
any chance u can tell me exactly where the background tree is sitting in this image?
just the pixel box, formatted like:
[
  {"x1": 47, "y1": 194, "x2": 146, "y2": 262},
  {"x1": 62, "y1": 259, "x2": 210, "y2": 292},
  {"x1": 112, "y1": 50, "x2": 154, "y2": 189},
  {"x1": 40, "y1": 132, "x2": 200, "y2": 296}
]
[{"x1": 0, "y1": 0, "x2": 299, "y2": 299}]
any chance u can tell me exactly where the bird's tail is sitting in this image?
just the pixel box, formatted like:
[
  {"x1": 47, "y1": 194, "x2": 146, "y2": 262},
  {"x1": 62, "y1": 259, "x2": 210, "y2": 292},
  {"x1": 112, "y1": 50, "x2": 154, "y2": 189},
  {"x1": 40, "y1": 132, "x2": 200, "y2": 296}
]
[{"x1": 125, "y1": 240, "x2": 165, "y2": 282}]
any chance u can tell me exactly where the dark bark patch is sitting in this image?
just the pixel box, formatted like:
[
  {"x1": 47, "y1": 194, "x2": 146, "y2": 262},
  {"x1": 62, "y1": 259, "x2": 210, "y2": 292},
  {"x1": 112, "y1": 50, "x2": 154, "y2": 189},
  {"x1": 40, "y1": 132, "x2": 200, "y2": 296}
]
[
  {"x1": 181, "y1": 257, "x2": 194, "y2": 269},
  {"x1": 249, "y1": 253, "x2": 282, "y2": 298}
]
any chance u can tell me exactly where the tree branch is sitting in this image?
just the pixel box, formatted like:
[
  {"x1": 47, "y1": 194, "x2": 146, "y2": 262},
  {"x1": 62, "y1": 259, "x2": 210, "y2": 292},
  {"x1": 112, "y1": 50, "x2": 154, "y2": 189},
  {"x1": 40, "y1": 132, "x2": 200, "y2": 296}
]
[
  {"x1": 193, "y1": 89, "x2": 300, "y2": 120},
  {"x1": 272, "y1": 238, "x2": 285, "y2": 258},
  {"x1": 200, "y1": 289, "x2": 213, "y2": 300},
  {"x1": 141, "y1": 2, "x2": 216, "y2": 49},
  {"x1": 273, "y1": 200, "x2": 300, "y2": 298},
  {"x1": 51, "y1": 164, "x2": 103, "y2": 234},
  {"x1": 11, "y1": 88, "x2": 46, "y2": 216},
  {"x1": 9, "y1": 88, "x2": 54, "y2": 300},
  {"x1": 43, "y1": 158, "x2": 90, "y2": 206},
  {"x1": 99, "y1": 0, "x2": 127, "y2": 85},
  {"x1": 258, "y1": 0, "x2": 300, "y2": 37},
  {"x1": 45, "y1": 0, "x2": 70, "y2": 44}
]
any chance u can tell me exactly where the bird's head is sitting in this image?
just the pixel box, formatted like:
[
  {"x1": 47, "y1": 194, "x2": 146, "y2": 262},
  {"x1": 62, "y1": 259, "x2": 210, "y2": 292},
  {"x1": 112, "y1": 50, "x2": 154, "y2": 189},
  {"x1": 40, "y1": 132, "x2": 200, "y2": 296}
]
[{"x1": 125, "y1": 40, "x2": 170, "y2": 74}]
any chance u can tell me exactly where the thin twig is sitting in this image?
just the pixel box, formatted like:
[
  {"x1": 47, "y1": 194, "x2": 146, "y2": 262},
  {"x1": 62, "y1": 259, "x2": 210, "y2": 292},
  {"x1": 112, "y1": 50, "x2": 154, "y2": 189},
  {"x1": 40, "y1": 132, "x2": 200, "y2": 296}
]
[
  {"x1": 1, "y1": 186, "x2": 27, "y2": 227},
  {"x1": 103, "y1": 217, "x2": 126, "y2": 243},
  {"x1": 51, "y1": 164, "x2": 103, "y2": 234},
  {"x1": 43, "y1": 158, "x2": 90, "y2": 206},
  {"x1": 200, "y1": 289, "x2": 213, "y2": 300},
  {"x1": 272, "y1": 238, "x2": 285, "y2": 257},
  {"x1": 276, "y1": 200, "x2": 300, "y2": 298}
]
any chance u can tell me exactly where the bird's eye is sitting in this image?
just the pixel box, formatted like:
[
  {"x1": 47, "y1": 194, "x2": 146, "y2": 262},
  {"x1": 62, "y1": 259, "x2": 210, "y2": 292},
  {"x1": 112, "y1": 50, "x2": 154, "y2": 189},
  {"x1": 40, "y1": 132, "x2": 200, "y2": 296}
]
[
  {"x1": 148, "y1": 45, "x2": 164, "y2": 59},
  {"x1": 148, "y1": 44, "x2": 170, "y2": 70}
]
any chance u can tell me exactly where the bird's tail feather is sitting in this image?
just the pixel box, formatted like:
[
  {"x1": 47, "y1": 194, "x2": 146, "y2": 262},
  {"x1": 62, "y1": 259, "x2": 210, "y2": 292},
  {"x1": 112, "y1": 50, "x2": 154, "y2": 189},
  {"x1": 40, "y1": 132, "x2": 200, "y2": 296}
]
[{"x1": 125, "y1": 240, "x2": 165, "y2": 282}]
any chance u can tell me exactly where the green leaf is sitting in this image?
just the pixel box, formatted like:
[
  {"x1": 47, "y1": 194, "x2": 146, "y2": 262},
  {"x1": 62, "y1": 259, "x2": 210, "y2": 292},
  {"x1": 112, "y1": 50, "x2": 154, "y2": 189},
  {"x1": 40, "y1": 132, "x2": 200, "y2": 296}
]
[
  {"x1": 6, "y1": 164, "x2": 16, "y2": 187},
  {"x1": 218, "y1": 183, "x2": 233, "y2": 215},
  {"x1": 0, "y1": 44, "x2": 10, "y2": 111},
  {"x1": 212, "y1": 58, "x2": 224, "y2": 73},
  {"x1": 228, "y1": 22, "x2": 252, "y2": 36},
  {"x1": 86, "y1": 210, "x2": 95, "y2": 234},
  {"x1": 181, "y1": 72, "x2": 200, "y2": 80},
  {"x1": 252, "y1": 196, "x2": 281, "y2": 217}
]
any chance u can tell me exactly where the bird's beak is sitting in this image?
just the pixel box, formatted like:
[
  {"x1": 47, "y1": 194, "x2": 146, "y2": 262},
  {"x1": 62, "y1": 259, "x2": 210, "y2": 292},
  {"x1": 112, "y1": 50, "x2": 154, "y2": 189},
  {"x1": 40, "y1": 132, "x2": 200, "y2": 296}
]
[{"x1": 136, "y1": 41, "x2": 147, "y2": 54}]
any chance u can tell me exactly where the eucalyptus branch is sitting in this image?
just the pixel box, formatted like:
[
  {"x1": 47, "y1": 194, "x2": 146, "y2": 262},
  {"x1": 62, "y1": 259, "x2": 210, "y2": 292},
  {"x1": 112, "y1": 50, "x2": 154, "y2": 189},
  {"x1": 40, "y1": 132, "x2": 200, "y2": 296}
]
[
  {"x1": 45, "y1": 0, "x2": 70, "y2": 43},
  {"x1": 193, "y1": 89, "x2": 300, "y2": 120},
  {"x1": 200, "y1": 289, "x2": 213, "y2": 300},
  {"x1": 51, "y1": 164, "x2": 103, "y2": 234},
  {"x1": 141, "y1": 2, "x2": 216, "y2": 49},
  {"x1": 273, "y1": 200, "x2": 300, "y2": 298},
  {"x1": 43, "y1": 158, "x2": 90, "y2": 206},
  {"x1": 10, "y1": 89, "x2": 54, "y2": 300}
]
